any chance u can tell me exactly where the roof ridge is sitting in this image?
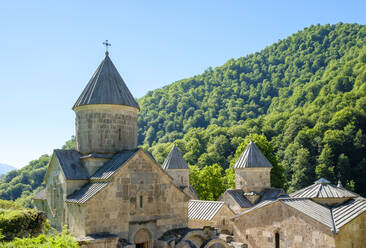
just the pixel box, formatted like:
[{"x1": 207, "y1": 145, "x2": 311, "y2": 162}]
[{"x1": 329, "y1": 207, "x2": 338, "y2": 234}]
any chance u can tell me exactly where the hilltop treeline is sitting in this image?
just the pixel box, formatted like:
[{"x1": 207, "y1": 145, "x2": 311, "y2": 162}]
[{"x1": 140, "y1": 23, "x2": 366, "y2": 195}]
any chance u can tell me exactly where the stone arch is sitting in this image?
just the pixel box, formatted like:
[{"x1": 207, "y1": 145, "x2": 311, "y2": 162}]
[
  {"x1": 183, "y1": 235, "x2": 205, "y2": 248},
  {"x1": 134, "y1": 228, "x2": 151, "y2": 248},
  {"x1": 201, "y1": 238, "x2": 229, "y2": 248}
]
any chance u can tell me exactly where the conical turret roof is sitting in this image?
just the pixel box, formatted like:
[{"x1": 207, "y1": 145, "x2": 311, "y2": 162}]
[
  {"x1": 233, "y1": 140, "x2": 272, "y2": 169},
  {"x1": 162, "y1": 143, "x2": 189, "y2": 170},
  {"x1": 73, "y1": 54, "x2": 139, "y2": 110}
]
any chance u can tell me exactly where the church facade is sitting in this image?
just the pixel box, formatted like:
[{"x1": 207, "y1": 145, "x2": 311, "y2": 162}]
[{"x1": 33, "y1": 52, "x2": 224, "y2": 248}]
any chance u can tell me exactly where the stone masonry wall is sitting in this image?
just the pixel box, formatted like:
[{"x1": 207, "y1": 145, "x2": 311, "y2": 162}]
[
  {"x1": 75, "y1": 104, "x2": 138, "y2": 154},
  {"x1": 45, "y1": 156, "x2": 66, "y2": 231},
  {"x1": 235, "y1": 168, "x2": 271, "y2": 192},
  {"x1": 335, "y1": 211, "x2": 366, "y2": 248},
  {"x1": 166, "y1": 169, "x2": 189, "y2": 187},
  {"x1": 67, "y1": 203, "x2": 86, "y2": 237},
  {"x1": 84, "y1": 150, "x2": 188, "y2": 245},
  {"x1": 232, "y1": 201, "x2": 336, "y2": 248}
]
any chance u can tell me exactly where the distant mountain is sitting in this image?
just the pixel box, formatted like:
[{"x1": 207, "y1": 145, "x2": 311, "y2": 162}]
[{"x1": 0, "y1": 163, "x2": 17, "y2": 176}]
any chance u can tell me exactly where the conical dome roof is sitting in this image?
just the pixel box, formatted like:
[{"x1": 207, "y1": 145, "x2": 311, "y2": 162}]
[
  {"x1": 73, "y1": 54, "x2": 139, "y2": 110},
  {"x1": 233, "y1": 140, "x2": 272, "y2": 169},
  {"x1": 162, "y1": 143, "x2": 189, "y2": 170}
]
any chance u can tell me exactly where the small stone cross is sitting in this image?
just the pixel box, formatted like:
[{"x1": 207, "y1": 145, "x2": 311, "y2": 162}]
[{"x1": 103, "y1": 40, "x2": 111, "y2": 55}]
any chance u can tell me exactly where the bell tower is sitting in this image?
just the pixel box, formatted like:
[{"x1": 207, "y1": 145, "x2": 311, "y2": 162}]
[
  {"x1": 73, "y1": 46, "x2": 139, "y2": 157},
  {"x1": 233, "y1": 140, "x2": 272, "y2": 193},
  {"x1": 162, "y1": 143, "x2": 190, "y2": 187}
]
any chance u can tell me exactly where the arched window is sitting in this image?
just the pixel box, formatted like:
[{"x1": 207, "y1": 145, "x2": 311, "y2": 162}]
[
  {"x1": 275, "y1": 232, "x2": 280, "y2": 248},
  {"x1": 140, "y1": 195, "x2": 143, "y2": 208}
]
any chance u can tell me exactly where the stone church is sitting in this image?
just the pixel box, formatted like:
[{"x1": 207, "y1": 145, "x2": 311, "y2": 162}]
[
  {"x1": 33, "y1": 51, "x2": 226, "y2": 248},
  {"x1": 33, "y1": 49, "x2": 366, "y2": 248}
]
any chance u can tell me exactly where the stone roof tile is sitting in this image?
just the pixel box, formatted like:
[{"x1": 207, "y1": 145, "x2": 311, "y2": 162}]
[
  {"x1": 162, "y1": 143, "x2": 189, "y2": 170},
  {"x1": 73, "y1": 54, "x2": 139, "y2": 110},
  {"x1": 233, "y1": 141, "x2": 272, "y2": 169},
  {"x1": 54, "y1": 149, "x2": 89, "y2": 180}
]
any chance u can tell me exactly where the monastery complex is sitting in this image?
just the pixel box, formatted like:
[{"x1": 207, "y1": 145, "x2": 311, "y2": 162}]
[{"x1": 34, "y1": 52, "x2": 366, "y2": 248}]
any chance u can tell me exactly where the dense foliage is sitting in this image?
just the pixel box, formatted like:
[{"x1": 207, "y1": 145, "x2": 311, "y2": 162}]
[
  {"x1": 141, "y1": 23, "x2": 366, "y2": 196},
  {"x1": 0, "y1": 156, "x2": 49, "y2": 208},
  {"x1": 0, "y1": 200, "x2": 46, "y2": 241},
  {"x1": 0, "y1": 231, "x2": 79, "y2": 248},
  {"x1": 0, "y1": 200, "x2": 79, "y2": 248}
]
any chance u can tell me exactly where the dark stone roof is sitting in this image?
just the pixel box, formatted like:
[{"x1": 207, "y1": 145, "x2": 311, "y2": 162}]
[
  {"x1": 90, "y1": 149, "x2": 138, "y2": 180},
  {"x1": 223, "y1": 189, "x2": 253, "y2": 208},
  {"x1": 233, "y1": 141, "x2": 272, "y2": 169},
  {"x1": 73, "y1": 54, "x2": 139, "y2": 110},
  {"x1": 260, "y1": 188, "x2": 287, "y2": 201},
  {"x1": 66, "y1": 182, "x2": 109, "y2": 204},
  {"x1": 162, "y1": 143, "x2": 189, "y2": 170},
  {"x1": 221, "y1": 188, "x2": 286, "y2": 208},
  {"x1": 290, "y1": 178, "x2": 357, "y2": 199},
  {"x1": 33, "y1": 188, "x2": 46, "y2": 200},
  {"x1": 54, "y1": 149, "x2": 89, "y2": 180},
  {"x1": 80, "y1": 153, "x2": 113, "y2": 159}
]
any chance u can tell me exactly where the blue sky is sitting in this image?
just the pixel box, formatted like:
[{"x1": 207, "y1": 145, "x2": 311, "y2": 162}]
[{"x1": 1, "y1": 1, "x2": 365, "y2": 168}]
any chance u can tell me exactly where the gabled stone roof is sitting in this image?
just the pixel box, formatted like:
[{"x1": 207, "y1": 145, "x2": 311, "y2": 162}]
[
  {"x1": 162, "y1": 143, "x2": 189, "y2": 170},
  {"x1": 233, "y1": 140, "x2": 272, "y2": 169},
  {"x1": 290, "y1": 178, "x2": 357, "y2": 199},
  {"x1": 73, "y1": 54, "x2": 139, "y2": 110},
  {"x1": 188, "y1": 200, "x2": 225, "y2": 221},
  {"x1": 220, "y1": 188, "x2": 285, "y2": 209},
  {"x1": 232, "y1": 196, "x2": 366, "y2": 234},
  {"x1": 54, "y1": 149, "x2": 89, "y2": 180},
  {"x1": 91, "y1": 149, "x2": 139, "y2": 180},
  {"x1": 222, "y1": 189, "x2": 253, "y2": 208},
  {"x1": 66, "y1": 182, "x2": 109, "y2": 204},
  {"x1": 332, "y1": 197, "x2": 366, "y2": 229}
]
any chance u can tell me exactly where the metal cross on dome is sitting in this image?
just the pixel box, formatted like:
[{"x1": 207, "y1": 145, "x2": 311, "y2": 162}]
[{"x1": 103, "y1": 40, "x2": 111, "y2": 55}]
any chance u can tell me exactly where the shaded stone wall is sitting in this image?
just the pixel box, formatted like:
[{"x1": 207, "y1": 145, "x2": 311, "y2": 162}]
[
  {"x1": 235, "y1": 168, "x2": 271, "y2": 192},
  {"x1": 188, "y1": 205, "x2": 234, "y2": 234},
  {"x1": 232, "y1": 201, "x2": 336, "y2": 248},
  {"x1": 66, "y1": 180, "x2": 89, "y2": 196},
  {"x1": 45, "y1": 156, "x2": 66, "y2": 231},
  {"x1": 166, "y1": 169, "x2": 189, "y2": 187},
  {"x1": 67, "y1": 203, "x2": 86, "y2": 237},
  {"x1": 335, "y1": 211, "x2": 366, "y2": 248},
  {"x1": 84, "y1": 151, "x2": 188, "y2": 244},
  {"x1": 74, "y1": 105, "x2": 138, "y2": 154}
]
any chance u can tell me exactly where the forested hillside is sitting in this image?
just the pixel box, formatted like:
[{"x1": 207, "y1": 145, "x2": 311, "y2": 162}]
[
  {"x1": 140, "y1": 23, "x2": 366, "y2": 195},
  {"x1": 0, "y1": 23, "x2": 365, "y2": 204}
]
